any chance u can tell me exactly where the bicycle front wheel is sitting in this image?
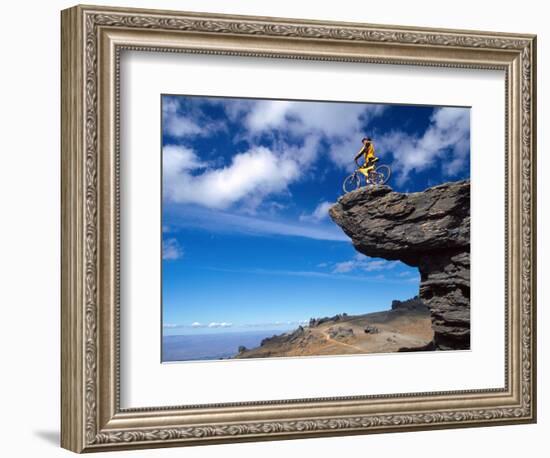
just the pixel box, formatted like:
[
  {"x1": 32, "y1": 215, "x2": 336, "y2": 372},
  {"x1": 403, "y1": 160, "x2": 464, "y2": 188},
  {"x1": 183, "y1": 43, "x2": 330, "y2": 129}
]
[
  {"x1": 343, "y1": 173, "x2": 360, "y2": 193},
  {"x1": 372, "y1": 165, "x2": 391, "y2": 185}
]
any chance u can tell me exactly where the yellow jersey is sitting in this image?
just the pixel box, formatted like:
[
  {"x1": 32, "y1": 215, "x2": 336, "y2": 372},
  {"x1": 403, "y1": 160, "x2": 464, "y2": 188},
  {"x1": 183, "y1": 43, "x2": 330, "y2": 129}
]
[{"x1": 361, "y1": 143, "x2": 375, "y2": 162}]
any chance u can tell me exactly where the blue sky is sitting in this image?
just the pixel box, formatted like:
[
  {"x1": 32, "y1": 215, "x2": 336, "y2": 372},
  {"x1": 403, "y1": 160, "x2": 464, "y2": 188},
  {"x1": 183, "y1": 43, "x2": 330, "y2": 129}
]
[{"x1": 161, "y1": 95, "x2": 470, "y2": 335}]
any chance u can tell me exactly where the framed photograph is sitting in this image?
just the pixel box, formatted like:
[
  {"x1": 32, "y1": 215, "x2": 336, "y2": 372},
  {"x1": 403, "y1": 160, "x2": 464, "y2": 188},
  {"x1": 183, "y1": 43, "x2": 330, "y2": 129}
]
[{"x1": 61, "y1": 4, "x2": 537, "y2": 453}]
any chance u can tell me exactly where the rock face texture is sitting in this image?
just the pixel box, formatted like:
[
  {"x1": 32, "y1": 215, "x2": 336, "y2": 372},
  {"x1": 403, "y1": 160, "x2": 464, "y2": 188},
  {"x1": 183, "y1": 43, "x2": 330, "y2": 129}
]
[{"x1": 329, "y1": 180, "x2": 470, "y2": 350}]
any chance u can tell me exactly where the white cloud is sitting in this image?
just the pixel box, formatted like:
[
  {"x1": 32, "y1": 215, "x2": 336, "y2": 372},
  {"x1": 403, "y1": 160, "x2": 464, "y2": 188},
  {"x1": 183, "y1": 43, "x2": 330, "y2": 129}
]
[
  {"x1": 246, "y1": 100, "x2": 294, "y2": 131},
  {"x1": 376, "y1": 107, "x2": 470, "y2": 185},
  {"x1": 163, "y1": 97, "x2": 225, "y2": 138},
  {"x1": 163, "y1": 98, "x2": 205, "y2": 137},
  {"x1": 163, "y1": 321, "x2": 234, "y2": 329},
  {"x1": 331, "y1": 260, "x2": 356, "y2": 274},
  {"x1": 219, "y1": 98, "x2": 386, "y2": 171},
  {"x1": 165, "y1": 205, "x2": 349, "y2": 242},
  {"x1": 208, "y1": 266, "x2": 404, "y2": 283},
  {"x1": 164, "y1": 114, "x2": 205, "y2": 137},
  {"x1": 332, "y1": 254, "x2": 399, "y2": 274},
  {"x1": 300, "y1": 201, "x2": 333, "y2": 222},
  {"x1": 243, "y1": 320, "x2": 308, "y2": 328},
  {"x1": 240, "y1": 99, "x2": 384, "y2": 139},
  {"x1": 163, "y1": 144, "x2": 303, "y2": 210},
  {"x1": 207, "y1": 322, "x2": 233, "y2": 328},
  {"x1": 163, "y1": 145, "x2": 206, "y2": 175},
  {"x1": 281, "y1": 133, "x2": 321, "y2": 167},
  {"x1": 361, "y1": 259, "x2": 399, "y2": 272},
  {"x1": 162, "y1": 238, "x2": 184, "y2": 260}
]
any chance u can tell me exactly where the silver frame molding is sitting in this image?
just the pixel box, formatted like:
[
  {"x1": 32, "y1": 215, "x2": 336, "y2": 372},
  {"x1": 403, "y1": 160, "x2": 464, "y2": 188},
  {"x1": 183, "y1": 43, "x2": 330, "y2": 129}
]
[{"x1": 61, "y1": 4, "x2": 537, "y2": 453}]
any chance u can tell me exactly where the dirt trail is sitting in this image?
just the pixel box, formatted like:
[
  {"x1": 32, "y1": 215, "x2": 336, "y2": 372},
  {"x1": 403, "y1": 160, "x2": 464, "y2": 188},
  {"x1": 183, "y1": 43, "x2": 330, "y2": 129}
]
[
  {"x1": 317, "y1": 328, "x2": 364, "y2": 352},
  {"x1": 234, "y1": 308, "x2": 435, "y2": 359}
]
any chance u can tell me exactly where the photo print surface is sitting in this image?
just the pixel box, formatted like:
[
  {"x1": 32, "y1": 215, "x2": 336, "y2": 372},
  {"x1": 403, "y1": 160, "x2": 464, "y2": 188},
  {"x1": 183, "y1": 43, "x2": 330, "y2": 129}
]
[{"x1": 161, "y1": 94, "x2": 471, "y2": 362}]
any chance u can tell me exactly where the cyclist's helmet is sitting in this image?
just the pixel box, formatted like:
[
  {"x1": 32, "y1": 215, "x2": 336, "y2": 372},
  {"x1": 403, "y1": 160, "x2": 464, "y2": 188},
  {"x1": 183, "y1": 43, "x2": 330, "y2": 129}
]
[{"x1": 362, "y1": 137, "x2": 372, "y2": 143}]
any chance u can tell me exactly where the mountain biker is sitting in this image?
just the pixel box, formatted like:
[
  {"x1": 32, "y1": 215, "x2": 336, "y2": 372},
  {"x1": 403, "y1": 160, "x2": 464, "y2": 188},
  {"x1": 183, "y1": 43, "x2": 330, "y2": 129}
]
[{"x1": 354, "y1": 137, "x2": 378, "y2": 178}]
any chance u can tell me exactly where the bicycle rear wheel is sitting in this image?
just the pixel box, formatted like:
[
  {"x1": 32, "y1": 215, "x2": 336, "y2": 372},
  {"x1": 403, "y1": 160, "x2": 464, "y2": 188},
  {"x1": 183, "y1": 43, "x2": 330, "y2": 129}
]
[
  {"x1": 343, "y1": 172, "x2": 360, "y2": 193},
  {"x1": 372, "y1": 165, "x2": 391, "y2": 185}
]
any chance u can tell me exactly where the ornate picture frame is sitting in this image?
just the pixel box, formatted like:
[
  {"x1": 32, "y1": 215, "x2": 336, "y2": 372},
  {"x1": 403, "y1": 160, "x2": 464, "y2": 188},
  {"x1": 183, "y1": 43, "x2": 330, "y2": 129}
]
[{"x1": 61, "y1": 4, "x2": 536, "y2": 453}]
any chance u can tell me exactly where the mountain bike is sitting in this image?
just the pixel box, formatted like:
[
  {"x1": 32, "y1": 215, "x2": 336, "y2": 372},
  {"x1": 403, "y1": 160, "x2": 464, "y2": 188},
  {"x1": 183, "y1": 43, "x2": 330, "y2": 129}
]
[{"x1": 342, "y1": 163, "x2": 391, "y2": 193}]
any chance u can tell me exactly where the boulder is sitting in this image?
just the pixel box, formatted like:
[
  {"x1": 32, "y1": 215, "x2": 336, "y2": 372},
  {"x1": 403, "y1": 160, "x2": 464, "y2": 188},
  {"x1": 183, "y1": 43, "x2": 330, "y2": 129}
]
[{"x1": 364, "y1": 325, "x2": 380, "y2": 334}]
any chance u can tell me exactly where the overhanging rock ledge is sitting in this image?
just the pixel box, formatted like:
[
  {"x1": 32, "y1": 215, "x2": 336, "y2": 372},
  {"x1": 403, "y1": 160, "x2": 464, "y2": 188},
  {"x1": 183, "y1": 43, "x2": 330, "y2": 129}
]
[{"x1": 329, "y1": 180, "x2": 470, "y2": 350}]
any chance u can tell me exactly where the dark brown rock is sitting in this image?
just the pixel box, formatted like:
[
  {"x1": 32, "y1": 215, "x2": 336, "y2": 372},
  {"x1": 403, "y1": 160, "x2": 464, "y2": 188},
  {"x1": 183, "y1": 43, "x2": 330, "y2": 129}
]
[{"x1": 329, "y1": 180, "x2": 470, "y2": 350}]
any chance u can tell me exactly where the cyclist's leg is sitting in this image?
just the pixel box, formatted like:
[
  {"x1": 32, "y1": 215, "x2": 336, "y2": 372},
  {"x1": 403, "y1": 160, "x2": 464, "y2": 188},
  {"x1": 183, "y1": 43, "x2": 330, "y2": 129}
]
[{"x1": 358, "y1": 167, "x2": 369, "y2": 177}]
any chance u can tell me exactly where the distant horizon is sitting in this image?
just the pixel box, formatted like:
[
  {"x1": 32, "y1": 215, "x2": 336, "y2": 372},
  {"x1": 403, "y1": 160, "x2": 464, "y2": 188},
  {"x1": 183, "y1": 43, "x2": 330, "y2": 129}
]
[
  {"x1": 162, "y1": 294, "x2": 414, "y2": 336},
  {"x1": 163, "y1": 327, "x2": 295, "y2": 337}
]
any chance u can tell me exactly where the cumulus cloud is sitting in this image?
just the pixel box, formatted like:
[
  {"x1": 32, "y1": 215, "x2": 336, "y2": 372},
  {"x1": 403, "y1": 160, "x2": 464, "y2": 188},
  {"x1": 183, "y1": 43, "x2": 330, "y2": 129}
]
[
  {"x1": 216, "y1": 98, "x2": 386, "y2": 170},
  {"x1": 377, "y1": 107, "x2": 470, "y2": 185},
  {"x1": 163, "y1": 144, "x2": 306, "y2": 210},
  {"x1": 238, "y1": 99, "x2": 384, "y2": 139},
  {"x1": 207, "y1": 322, "x2": 232, "y2": 328},
  {"x1": 164, "y1": 114, "x2": 204, "y2": 137},
  {"x1": 246, "y1": 100, "x2": 295, "y2": 132},
  {"x1": 300, "y1": 201, "x2": 332, "y2": 222},
  {"x1": 163, "y1": 97, "x2": 225, "y2": 138},
  {"x1": 332, "y1": 254, "x2": 399, "y2": 274},
  {"x1": 162, "y1": 238, "x2": 184, "y2": 260}
]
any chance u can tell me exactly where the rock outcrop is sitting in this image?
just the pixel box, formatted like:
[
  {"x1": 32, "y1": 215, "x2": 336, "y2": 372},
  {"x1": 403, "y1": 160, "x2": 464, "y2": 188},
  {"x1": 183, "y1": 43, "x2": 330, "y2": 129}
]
[
  {"x1": 327, "y1": 326, "x2": 355, "y2": 340},
  {"x1": 391, "y1": 296, "x2": 429, "y2": 313},
  {"x1": 309, "y1": 313, "x2": 348, "y2": 328},
  {"x1": 329, "y1": 180, "x2": 470, "y2": 350}
]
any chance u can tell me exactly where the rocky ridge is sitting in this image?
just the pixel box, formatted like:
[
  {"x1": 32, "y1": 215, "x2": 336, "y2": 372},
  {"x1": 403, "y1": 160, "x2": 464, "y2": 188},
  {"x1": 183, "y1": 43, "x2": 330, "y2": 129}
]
[
  {"x1": 391, "y1": 296, "x2": 429, "y2": 312},
  {"x1": 235, "y1": 297, "x2": 433, "y2": 359}
]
